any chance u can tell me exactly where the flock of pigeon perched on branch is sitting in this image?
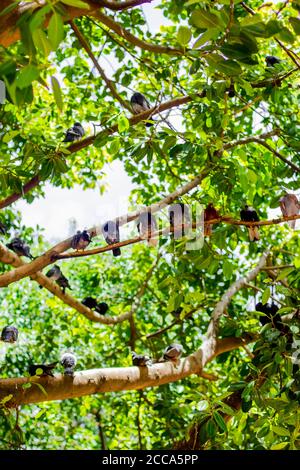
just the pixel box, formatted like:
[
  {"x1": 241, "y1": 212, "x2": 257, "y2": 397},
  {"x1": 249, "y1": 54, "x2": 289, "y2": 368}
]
[
  {"x1": 0, "y1": 66, "x2": 299, "y2": 379},
  {"x1": 0, "y1": 323, "x2": 183, "y2": 376}
]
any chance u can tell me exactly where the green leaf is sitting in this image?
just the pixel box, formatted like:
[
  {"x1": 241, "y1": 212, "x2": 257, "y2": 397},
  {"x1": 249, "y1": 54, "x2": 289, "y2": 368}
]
[
  {"x1": 29, "y1": 5, "x2": 52, "y2": 32},
  {"x1": 190, "y1": 9, "x2": 222, "y2": 29},
  {"x1": 272, "y1": 426, "x2": 290, "y2": 437},
  {"x1": 2, "y1": 130, "x2": 20, "y2": 143},
  {"x1": 271, "y1": 442, "x2": 289, "y2": 450},
  {"x1": 22, "y1": 382, "x2": 32, "y2": 389},
  {"x1": 289, "y1": 17, "x2": 300, "y2": 34},
  {"x1": 15, "y1": 65, "x2": 39, "y2": 89},
  {"x1": 241, "y1": 399, "x2": 252, "y2": 412},
  {"x1": 109, "y1": 138, "x2": 121, "y2": 155},
  {"x1": 118, "y1": 115, "x2": 129, "y2": 133},
  {"x1": 206, "y1": 418, "x2": 217, "y2": 438},
  {"x1": 276, "y1": 27, "x2": 295, "y2": 43},
  {"x1": 48, "y1": 13, "x2": 65, "y2": 50},
  {"x1": 0, "y1": 394, "x2": 13, "y2": 405},
  {"x1": 35, "y1": 409, "x2": 46, "y2": 419},
  {"x1": 177, "y1": 26, "x2": 191, "y2": 46},
  {"x1": 32, "y1": 29, "x2": 52, "y2": 56},
  {"x1": 223, "y1": 259, "x2": 234, "y2": 279},
  {"x1": 213, "y1": 411, "x2": 227, "y2": 433},
  {"x1": 61, "y1": 0, "x2": 90, "y2": 8},
  {"x1": 262, "y1": 287, "x2": 271, "y2": 305},
  {"x1": 206, "y1": 55, "x2": 242, "y2": 76},
  {"x1": 193, "y1": 28, "x2": 220, "y2": 48},
  {"x1": 276, "y1": 267, "x2": 294, "y2": 281},
  {"x1": 51, "y1": 76, "x2": 63, "y2": 112}
]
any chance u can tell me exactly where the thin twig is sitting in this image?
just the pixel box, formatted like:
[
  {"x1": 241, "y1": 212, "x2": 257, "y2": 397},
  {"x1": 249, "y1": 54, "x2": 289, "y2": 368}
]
[{"x1": 70, "y1": 20, "x2": 131, "y2": 111}]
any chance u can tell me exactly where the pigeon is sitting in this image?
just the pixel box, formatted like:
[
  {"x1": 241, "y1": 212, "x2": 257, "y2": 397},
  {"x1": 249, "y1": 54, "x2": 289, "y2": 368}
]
[
  {"x1": 71, "y1": 230, "x2": 92, "y2": 250},
  {"x1": 265, "y1": 55, "x2": 281, "y2": 67},
  {"x1": 6, "y1": 237, "x2": 34, "y2": 259},
  {"x1": 163, "y1": 343, "x2": 183, "y2": 362},
  {"x1": 256, "y1": 302, "x2": 281, "y2": 328},
  {"x1": 131, "y1": 351, "x2": 151, "y2": 367},
  {"x1": 130, "y1": 92, "x2": 154, "y2": 127},
  {"x1": 168, "y1": 203, "x2": 191, "y2": 238},
  {"x1": 102, "y1": 220, "x2": 121, "y2": 257},
  {"x1": 82, "y1": 297, "x2": 109, "y2": 315},
  {"x1": 0, "y1": 221, "x2": 7, "y2": 235},
  {"x1": 204, "y1": 203, "x2": 220, "y2": 237},
  {"x1": 256, "y1": 302, "x2": 292, "y2": 345},
  {"x1": 172, "y1": 307, "x2": 183, "y2": 319},
  {"x1": 45, "y1": 265, "x2": 63, "y2": 282},
  {"x1": 28, "y1": 362, "x2": 58, "y2": 377},
  {"x1": 61, "y1": 352, "x2": 77, "y2": 376},
  {"x1": 56, "y1": 274, "x2": 71, "y2": 294},
  {"x1": 1, "y1": 326, "x2": 18, "y2": 343},
  {"x1": 240, "y1": 205, "x2": 260, "y2": 242},
  {"x1": 137, "y1": 212, "x2": 158, "y2": 247},
  {"x1": 279, "y1": 194, "x2": 300, "y2": 229},
  {"x1": 63, "y1": 122, "x2": 84, "y2": 142},
  {"x1": 43, "y1": 265, "x2": 71, "y2": 293}
]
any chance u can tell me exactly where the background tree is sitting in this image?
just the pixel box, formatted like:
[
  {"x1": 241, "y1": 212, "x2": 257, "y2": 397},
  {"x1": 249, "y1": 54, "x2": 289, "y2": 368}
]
[{"x1": 0, "y1": 0, "x2": 300, "y2": 450}]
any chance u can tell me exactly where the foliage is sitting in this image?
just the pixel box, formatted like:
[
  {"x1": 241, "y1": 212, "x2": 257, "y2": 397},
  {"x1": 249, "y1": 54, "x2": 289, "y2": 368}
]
[{"x1": 0, "y1": 0, "x2": 300, "y2": 450}]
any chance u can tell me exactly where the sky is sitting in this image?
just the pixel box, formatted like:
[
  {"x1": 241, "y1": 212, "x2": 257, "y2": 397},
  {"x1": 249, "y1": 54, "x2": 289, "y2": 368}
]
[{"x1": 15, "y1": 1, "x2": 171, "y2": 242}]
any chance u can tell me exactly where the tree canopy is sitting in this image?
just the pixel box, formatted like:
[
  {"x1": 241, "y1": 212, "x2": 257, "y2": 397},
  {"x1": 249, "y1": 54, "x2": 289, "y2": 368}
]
[{"x1": 0, "y1": 0, "x2": 300, "y2": 451}]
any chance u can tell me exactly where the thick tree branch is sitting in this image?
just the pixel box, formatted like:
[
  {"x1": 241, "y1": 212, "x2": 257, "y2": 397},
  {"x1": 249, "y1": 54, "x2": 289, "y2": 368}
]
[
  {"x1": 1, "y1": 211, "x2": 298, "y2": 288},
  {"x1": 0, "y1": 175, "x2": 41, "y2": 210},
  {"x1": 70, "y1": 20, "x2": 131, "y2": 111},
  {"x1": 0, "y1": 1, "x2": 176, "y2": 52},
  {"x1": 0, "y1": 169, "x2": 210, "y2": 287},
  {"x1": 0, "y1": 335, "x2": 253, "y2": 407}
]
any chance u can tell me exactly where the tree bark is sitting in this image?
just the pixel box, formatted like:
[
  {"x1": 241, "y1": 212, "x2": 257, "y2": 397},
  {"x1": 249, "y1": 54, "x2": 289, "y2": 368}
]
[{"x1": 0, "y1": 336, "x2": 251, "y2": 407}]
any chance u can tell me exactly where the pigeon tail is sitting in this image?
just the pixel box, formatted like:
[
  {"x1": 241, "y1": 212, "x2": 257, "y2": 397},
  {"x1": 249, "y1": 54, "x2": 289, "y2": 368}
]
[
  {"x1": 248, "y1": 226, "x2": 260, "y2": 242},
  {"x1": 204, "y1": 224, "x2": 213, "y2": 237},
  {"x1": 113, "y1": 248, "x2": 121, "y2": 257}
]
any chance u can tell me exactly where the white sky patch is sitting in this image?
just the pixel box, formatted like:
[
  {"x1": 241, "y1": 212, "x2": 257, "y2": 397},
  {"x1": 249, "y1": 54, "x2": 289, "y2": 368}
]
[{"x1": 16, "y1": 160, "x2": 134, "y2": 242}]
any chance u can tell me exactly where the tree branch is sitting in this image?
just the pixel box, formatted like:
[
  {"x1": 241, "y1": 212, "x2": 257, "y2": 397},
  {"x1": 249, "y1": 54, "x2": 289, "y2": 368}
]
[
  {"x1": 93, "y1": 10, "x2": 183, "y2": 55},
  {"x1": 0, "y1": 242, "x2": 133, "y2": 325},
  {"x1": 0, "y1": 175, "x2": 41, "y2": 210},
  {"x1": 0, "y1": 335, "x2": 253, "y2": 407},
  {"x1": 0, "y1": 94, "x2": 196, "y2": 210},
  {"x1": 0, "y1": 169, "x2": 210, "y2": 287},
  {"x1": 253, "y1": 139, "x2": 300, "y2": 174},
  {"x1": 1, "y1": 210, "x2": 298, "y2": 288},
  {"x1": 0, "y1": 1, "x2": 177, "y2": 51},
  {"x1": 98, "y1": 0, "x2": 155, "y2": 11},
  {"x1": 70, "y1": 20, "x2": 131, "y2": 111}
]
